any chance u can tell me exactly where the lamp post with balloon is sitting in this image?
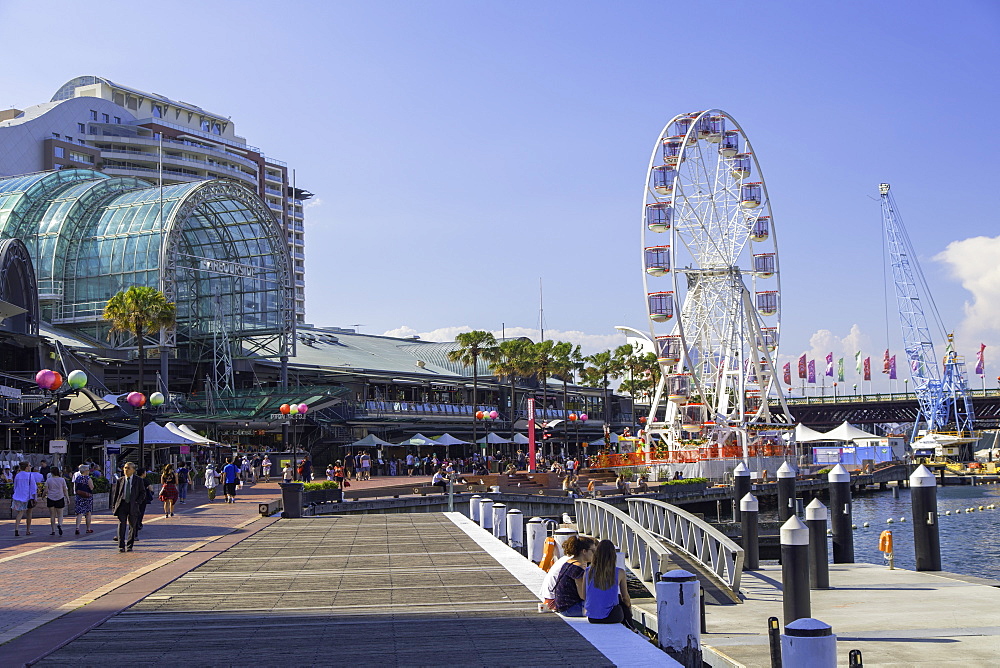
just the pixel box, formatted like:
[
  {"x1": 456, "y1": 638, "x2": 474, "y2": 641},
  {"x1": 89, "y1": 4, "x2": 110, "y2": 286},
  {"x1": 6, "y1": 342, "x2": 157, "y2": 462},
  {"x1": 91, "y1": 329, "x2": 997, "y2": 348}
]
[
  {"x1": 126, "y1": 390, "x2": 164, "y2": 471},
  {"x1": 278, "y1": 402, "x2": 309, "y2": 480},
  {"x1": 35, "y1": 368, "x2": 94, "y2": 468},
  {"x1": 475, "y1": 410, "x2": 498, "y2": 460},
  {"x1": 567, "y1": 412, "x2": 588, "y2": 459}
]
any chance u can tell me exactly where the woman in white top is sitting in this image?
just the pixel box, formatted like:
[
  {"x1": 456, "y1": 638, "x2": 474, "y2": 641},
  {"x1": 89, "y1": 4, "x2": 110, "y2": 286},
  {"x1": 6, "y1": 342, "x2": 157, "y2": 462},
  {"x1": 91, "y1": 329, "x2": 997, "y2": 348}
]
[
  {"x1": 12, "y1": 461, "x2": 43, "y2": 536},
  {"x1": 45, "y1": 466, "x2": 69, "y2": 535},
  {"x1": 261, "y1": 457, "x2": 272, "y2": 483},
  {"x1": 204, "y1": 464, "x2": 219, "y2": 502}
]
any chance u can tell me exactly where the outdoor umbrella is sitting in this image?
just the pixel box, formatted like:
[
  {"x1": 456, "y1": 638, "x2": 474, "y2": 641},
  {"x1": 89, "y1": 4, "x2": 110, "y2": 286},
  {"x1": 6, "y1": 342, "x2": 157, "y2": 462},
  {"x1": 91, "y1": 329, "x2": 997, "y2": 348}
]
[
  {"x1": 477, "y1": 432, "x2": 512, "y2": 444},
  {"x1": 431, "y1": 433, "x2": 469, "y2": 459},
  {"x1": 396, "y1": 433, "x2": 441, "y2": 448}
]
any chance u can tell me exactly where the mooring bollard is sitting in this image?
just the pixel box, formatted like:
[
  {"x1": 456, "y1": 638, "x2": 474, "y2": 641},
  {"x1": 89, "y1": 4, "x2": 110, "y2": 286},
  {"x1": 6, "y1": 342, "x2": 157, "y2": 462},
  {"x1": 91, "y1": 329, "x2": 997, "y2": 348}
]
[
  {"x1": 805, "y1": 499, "x2": 830, "y2": 589},
  {"x1": 469, "y1": 494, "x2": 482, "y2": 523},
  {"x1": 777, "y1": 462, "x2": 796, "y2": 522},
  {"x1": 828, "y1": 464, "x2": 854, "y2": 563},
  {"x1": 492, "y1": 503, "x2": 507, "y2": 540},
  {"x1": 733, "y1": 462, "x2": 751, "y2": 522},
  {"x1": 741, "y1": 492, "x2": 760, "y2": 570},
  {"x1": 526, "y1": 517, "x2": 546, "y2": 562},
  {"x1": 656, "y1": 570, "x2": 702, "y2": 668},
  {"x1": 780, "y1": 516, "x2": 810, "y2": 625},
  {"x1": 506, "y1": 508, "x2": 524, "y2": 550},
  {"x1": 781, "y1": 618, "x2": 836, "y2": 667},
  {"x1": 553, "y1": 527, "x2": 577, "y2": 557},
  {"x1": 910, "y1": 464, "x2": 941, "y2": 571},
  {"x1": 479, "y1": 498, "x2": 494, "y2": 530}
]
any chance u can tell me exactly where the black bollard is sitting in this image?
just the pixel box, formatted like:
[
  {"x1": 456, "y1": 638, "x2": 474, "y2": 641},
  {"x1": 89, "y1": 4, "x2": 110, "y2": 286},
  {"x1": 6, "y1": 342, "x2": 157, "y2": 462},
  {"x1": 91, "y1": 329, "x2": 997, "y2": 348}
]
[
  {"x1": 740, "y1": 493, "x2": 759, "y2": 570},
  {"x1": 910, "y1": 465, "x2": 941, "y2": 571},
  {"x1": 733, "y1": 462, "x2": 751, "y2": 522},
  {"x1": 777, "y1": 462, "x2": 797, "y2": 522},
  {"x1": 780, "y1": 516, "x2": 811, "y2": 625},
  {"x1": 805, "y1": 498, "x2": 830, "y2": 589},
  {"x1": 828, "y1": 464, "x2": 854, "y2": 563}
]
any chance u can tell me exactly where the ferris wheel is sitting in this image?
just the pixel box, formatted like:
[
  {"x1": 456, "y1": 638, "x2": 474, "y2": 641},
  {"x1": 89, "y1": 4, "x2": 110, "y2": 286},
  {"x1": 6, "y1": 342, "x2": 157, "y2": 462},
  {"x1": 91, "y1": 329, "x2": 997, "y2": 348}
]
[{"x1": 641, "y1": 110, "x2": 792, "y2": 449}]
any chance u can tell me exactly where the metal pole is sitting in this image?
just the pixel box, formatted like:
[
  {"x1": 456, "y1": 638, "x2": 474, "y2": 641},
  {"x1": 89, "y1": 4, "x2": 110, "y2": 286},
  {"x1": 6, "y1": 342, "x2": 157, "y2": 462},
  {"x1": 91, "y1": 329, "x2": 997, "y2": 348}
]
[
  {"x1": 781, "y1": 618, "x2": 837, "y2": 668},
  {"x1": 910, "y1": 465, "x2": 941, "y2": 570},
  {"x1": 469, "y1": 494, "x2": 482, "y2": 523},
  {"x1": 138, "y1": 404, "x2": 145, "y2": 471},
  {"x1": 506, "y1": 508, "x2": 524, "y2": 552},
  {"x1": 780, "y1": 516, "x2": 811, "y2": 625},
  {"x1": 656, "y1": 570, "x2": 702, "y2": 668},
  {"x1": 828, "y1": 464, "x2": 854, "y2": 563},
  {"x1": 805, "y1": 499, "x2": 830, "y2": 589},
  {"x1": 448, "y1": 476, "x2": 454, "y2": 512},
  {"x1": 479, "y1": 498, "x2": 494, "y2": 529},
  {"x1": 741, "y1": 493, "x2": 760, "y2": 570},
  {"x1": 777, "y1": 461, "x2": 796, "y2": 522},
  {"x1": 526, "y1": 517, "x2": 546, "y2": 563},
  {"x1": 492, "y1": 503, "x2": 507, "y2": 541},
  {"x1": 733, "y1": 462, "x2": 751, "y2": 522}
]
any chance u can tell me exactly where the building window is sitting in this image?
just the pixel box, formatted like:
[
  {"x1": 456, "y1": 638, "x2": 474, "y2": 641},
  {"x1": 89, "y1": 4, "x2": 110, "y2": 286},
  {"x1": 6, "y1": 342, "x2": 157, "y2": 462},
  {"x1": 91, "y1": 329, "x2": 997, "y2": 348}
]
[
  {"x1": 66, "y1": 137, "x2": 72, "y2": 142},
  {"x1": 102, "y1": 113, "x2": 109, "y2": 123},
  {"x1": 53, "y1": 164, "x2": 63, "y2": 169},
  {"x1": 90, "y1": 110, "x2": 97, "y2": 120},
  {"x1": 54, "y1": 147, "x2": 65, "y2": 158},
  {"x1": 201, "y1": 119, "x2": 211, "y2": 132},
  {"x1": 52, "y1": 132, "x2": 60, "y2": 138},
  {"x1": 211, "y1": 122, "x2": 221, "y2": 135},
  {"x1": 78, "y1": 122, "x2": 85, "y2": 133},
  {"x1": 69, "y1": 152, "x2": 94, "y2": 164},
  {"x1": 152, "y1": 105, "x2": 162, "y2": 118},
  {"x1": 114, "y1": 117, "x2": 121, "y2": 124}
]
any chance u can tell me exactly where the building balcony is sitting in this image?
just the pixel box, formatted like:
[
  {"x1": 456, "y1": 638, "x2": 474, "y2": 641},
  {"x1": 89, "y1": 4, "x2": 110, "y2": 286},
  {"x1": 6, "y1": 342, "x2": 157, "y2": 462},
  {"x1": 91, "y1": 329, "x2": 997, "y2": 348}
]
[
  {"x1": 87, "y1": 133, "x2": 260, "y2": 171},
  {"x1": 97, "y1": 149, "x2": 257, "y2": 185}
]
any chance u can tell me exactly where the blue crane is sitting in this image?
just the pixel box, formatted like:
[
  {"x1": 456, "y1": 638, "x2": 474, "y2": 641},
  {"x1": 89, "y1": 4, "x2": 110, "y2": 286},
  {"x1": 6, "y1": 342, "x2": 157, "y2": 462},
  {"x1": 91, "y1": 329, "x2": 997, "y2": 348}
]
[{"x1": 879, "y1": 183, "x2": 974, "y2": 440}]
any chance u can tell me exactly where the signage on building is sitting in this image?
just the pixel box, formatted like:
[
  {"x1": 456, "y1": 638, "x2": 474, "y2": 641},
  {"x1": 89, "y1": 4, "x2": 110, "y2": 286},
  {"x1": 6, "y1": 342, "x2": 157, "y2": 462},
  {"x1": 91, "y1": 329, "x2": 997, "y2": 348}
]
[
  {"x1": 198, "y1": 257, "x2": 258, "y2": 278},
  {"x1": 0, "y1": 385, "x2": 22, "y2": 399},
  {"x1": 49, "y1": 439, "x2": 68, "y2": 454}
]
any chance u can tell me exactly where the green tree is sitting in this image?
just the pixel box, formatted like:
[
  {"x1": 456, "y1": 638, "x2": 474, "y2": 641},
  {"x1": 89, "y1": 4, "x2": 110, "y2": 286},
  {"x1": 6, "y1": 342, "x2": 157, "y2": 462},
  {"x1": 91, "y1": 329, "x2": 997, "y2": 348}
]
[
  {"x1": 447, "y1": 330, "x2": 499, "y2": 444},
  {"x1": 491, "y1": 338, "x2": 534, "y2": 439},
  {"x1": 530, "y1": 339, "x2": 557, "y2": 419},
  {"x1": 583, "y1": 350, "x2": 619, "y2": 425},
  {"x1": 103, "y1": 286, "x2": 176, "y2": 393}
]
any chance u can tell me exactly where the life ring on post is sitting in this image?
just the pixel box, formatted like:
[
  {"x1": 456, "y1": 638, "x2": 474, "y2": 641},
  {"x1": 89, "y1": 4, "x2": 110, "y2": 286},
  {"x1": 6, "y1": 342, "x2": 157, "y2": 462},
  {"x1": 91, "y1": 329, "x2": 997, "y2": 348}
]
[
  {"x1": 878, "y1": 530, "x2": 893, "y2": 554},
  {"x1": 539, "y1": 536, "x2": 557, "y2": 571}
]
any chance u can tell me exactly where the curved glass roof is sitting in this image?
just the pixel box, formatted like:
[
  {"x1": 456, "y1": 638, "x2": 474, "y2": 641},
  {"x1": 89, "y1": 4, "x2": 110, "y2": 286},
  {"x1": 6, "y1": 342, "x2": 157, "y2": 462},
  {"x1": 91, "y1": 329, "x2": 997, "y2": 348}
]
[{"x1": 0, "y1": 169, "x2": 292, "y2": 358}]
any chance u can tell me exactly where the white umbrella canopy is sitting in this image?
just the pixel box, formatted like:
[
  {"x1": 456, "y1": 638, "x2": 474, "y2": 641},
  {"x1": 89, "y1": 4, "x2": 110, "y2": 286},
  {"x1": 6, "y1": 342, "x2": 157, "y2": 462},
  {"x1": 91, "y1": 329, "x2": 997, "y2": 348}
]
[
  {"x1": 824, "y1": 421, "x2": 880, "y2": 441},
  {"x1": 513, "y1": 433, "x2": 530, "y2": 444},
  {"x1": 477, "y1": 432, "x2": 512, "y2": 444},
  {"x1": 794, "y1": 423, "x2": 831, "y2": 443},
  {"x1": 396, "y1": 433, "x2": 441, "y2": 447},
  {"x1": 433, "y1": 433, "x2": 471, "y2": 446}
]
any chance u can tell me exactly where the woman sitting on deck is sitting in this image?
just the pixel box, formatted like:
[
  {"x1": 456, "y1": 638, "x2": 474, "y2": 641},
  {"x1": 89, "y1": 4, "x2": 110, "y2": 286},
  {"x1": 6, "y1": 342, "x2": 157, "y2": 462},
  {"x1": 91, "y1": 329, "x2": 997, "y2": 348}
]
[
  {"x1": 585, "y1": 539, "x2": 632, "y2": 628},
  {"x1": 548, "y1": 536, "x2": 597, "y2": 616}
]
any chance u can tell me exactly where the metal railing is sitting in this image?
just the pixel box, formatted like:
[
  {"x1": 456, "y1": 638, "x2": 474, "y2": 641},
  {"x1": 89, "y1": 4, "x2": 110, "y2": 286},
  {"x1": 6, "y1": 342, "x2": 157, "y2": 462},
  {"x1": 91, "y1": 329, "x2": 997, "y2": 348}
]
[
  {"x1": 627, "y1": 497, "x2": 744, "y2": 601},
  {"x1": 574, "y1": 498, "x2": 671, "y2": 588}
]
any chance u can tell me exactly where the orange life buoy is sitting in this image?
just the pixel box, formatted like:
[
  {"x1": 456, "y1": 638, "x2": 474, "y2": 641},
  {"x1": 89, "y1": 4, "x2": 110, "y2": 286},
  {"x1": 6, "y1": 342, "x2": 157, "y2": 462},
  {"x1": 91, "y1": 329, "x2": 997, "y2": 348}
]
[
  {"x1": 539, "y1": 536, "x2": 557, "y2": 571},
  {"x1": 878, "y1": 530, "x2": 893, "y2": 553}
]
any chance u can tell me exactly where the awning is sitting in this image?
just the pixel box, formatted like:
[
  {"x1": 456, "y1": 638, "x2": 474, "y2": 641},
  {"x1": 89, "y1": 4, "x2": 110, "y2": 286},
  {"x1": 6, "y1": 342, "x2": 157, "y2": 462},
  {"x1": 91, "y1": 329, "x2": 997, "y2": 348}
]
[
  {"x1": 795, "y1": 423, "x2": 833, "y2": 443},
  {"x1": 116, "y1": 422, "x2": 199, "y2": 445},
  {"x1": 477, "y1": 432, "x2": 512, "y2": 444},
  {"x1": 345, "y1": 433, "x2": 394, "y2": 448},
  {"x1": 397, "y1": 433, "x2": 441, "y2": 447},
  {"x1": 433, "y1": 433, "x2": 471, "y2": 446},
  {"x1": 824, "y1": 421, "x2": 880, "y2": 441}
]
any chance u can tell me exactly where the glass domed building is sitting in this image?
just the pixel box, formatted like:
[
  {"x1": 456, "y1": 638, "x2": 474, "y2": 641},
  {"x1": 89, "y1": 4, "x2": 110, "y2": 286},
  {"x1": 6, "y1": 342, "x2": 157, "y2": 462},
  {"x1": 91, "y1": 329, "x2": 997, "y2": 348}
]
[{"x1": 0, "y1": 169, "x2": 294, "y2": 378}]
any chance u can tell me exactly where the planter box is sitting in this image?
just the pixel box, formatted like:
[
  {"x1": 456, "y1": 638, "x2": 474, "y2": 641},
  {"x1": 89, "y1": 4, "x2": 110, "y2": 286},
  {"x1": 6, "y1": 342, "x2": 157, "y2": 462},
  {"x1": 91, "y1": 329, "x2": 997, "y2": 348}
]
[
  {"x1": 659, "y1": 481, "x2": 707, "y2": 496},
  {"x1": 303, "y1": 488, "x2": 342, "y2": 505},
  {"x1": 0, "y1": 492, "x2": 108, "y2": 519}
]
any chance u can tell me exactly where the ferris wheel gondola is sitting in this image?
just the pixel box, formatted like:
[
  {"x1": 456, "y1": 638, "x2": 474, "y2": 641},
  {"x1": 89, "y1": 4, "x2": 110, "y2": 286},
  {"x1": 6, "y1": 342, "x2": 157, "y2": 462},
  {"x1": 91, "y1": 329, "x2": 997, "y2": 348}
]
[{"x1": 640, "y1": 110, "x2": 793, "y2": 458}]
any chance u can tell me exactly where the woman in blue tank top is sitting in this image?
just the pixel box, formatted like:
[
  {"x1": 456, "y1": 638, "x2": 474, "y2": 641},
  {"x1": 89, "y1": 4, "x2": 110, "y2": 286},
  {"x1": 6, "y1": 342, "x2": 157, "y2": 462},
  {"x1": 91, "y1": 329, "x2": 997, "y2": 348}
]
[{"x1": 585, "y1": 539, "x2": 632, "y2": 627}]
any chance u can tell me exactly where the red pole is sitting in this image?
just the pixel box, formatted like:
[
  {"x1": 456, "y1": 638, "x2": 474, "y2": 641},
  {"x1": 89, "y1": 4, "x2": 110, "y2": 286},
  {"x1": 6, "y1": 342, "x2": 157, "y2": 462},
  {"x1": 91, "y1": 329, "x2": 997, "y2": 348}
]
[{"x1": 528, "y1": 397, "x2": 536, "y2": 472}]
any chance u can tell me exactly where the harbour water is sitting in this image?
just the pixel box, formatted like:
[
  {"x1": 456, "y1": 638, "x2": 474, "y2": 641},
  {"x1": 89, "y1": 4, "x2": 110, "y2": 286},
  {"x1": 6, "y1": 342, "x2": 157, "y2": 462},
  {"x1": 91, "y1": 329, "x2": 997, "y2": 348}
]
[{"x1": 849, "y1": 483, "x2": 1000, "y2": 579}]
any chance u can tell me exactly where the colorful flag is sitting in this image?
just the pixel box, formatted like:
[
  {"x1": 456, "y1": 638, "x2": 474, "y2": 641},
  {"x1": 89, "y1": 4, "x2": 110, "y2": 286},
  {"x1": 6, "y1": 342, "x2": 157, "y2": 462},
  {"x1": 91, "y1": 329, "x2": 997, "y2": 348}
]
[
  {"x1": 807, "y1": 359, "x2": 816, "y2": 383},
  {"x1": 798, "y1": 354, "x2": 807, "y2": 379},
  {"x1": 837, "y1": 358, "x2": 845, "y2": 382},
  {"x1": 855, "y1": 351, "x2": 862, "y2": 375},
  {"x1": 864, "y1": 357, "x2": 871, "y2": 381},
  {"x1": 976, "y1": 343, "x2": 986, "y2": 375},
  {"x1": 783, "y1": 362, "x2": 791, "y2": 385},
  {"x1": 825, "y1": 352, "x2": 834, "y2": 377},
  {"x1": 889, "y1": 355, "x2": 897, "y2": 380},
  {"x1": 882, "y1": 349, "x2": 891, "y2": 374}
]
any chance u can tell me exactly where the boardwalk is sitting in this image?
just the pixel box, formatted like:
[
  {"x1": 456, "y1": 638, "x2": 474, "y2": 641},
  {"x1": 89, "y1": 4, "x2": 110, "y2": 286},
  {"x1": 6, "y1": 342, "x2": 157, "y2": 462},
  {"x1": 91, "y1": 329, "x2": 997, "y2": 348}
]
[{"x1": 30, "y1": 514, "x2": 667, "y2": 667}]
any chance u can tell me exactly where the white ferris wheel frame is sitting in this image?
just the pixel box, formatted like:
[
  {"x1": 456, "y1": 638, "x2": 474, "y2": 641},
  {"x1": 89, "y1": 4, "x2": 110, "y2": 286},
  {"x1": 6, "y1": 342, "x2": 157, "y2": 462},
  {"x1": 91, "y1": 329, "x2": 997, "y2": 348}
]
[{"x1": 640, "y1": 109, "x2": 793, "y2": 450}]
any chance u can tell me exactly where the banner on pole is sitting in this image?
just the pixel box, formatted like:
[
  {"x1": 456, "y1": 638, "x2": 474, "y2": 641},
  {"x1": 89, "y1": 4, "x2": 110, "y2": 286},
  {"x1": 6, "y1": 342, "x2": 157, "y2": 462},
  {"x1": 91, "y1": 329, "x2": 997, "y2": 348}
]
[
  {"x1": 864, "y1": 357, "x2": 871, "y2": 381},
  {"x1": 976, "y1": 343, "x2": 986, "y2": 375},
  {"x1": 889, "y1": 355, "x2": 897, "y2": 380},
  {"x1": 837, "y1": 357, "x2": 845, "y2": 382},
  {"x1": 783, "y1": 362, "x2": 791, "y2": 385},
  {"x1": 807, "y1": 359, "x2": 816, "y2": 383},
  {"x1": 798, "y1": 354, "x2": 807, "y2": 379},
  {"x1": 825, "y1": 353, "x2": 834, "y2": 377}
]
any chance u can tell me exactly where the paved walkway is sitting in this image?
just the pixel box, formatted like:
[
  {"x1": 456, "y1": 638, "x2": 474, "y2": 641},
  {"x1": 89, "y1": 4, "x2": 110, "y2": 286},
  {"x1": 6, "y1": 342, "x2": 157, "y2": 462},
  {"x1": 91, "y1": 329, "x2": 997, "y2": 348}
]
[
  {"x1": 26, "y1": 513, "x2": 670, "y2": 667},
  {"x1": 0, "y1": 480, "x2": 278, "y2": 652}
]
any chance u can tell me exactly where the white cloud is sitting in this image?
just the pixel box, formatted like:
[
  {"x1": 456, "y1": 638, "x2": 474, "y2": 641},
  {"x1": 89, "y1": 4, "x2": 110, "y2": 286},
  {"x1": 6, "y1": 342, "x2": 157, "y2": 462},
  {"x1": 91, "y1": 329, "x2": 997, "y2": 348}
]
[
  {"x1": 304, "y1": 197, "x2": 324, "y2": 210},
  {"x1": 380, "y1": 324, "x2": 625, "y2": 356},
  {"x1": 936, "y1": 235, "x2": 1000, "y2": 377}
]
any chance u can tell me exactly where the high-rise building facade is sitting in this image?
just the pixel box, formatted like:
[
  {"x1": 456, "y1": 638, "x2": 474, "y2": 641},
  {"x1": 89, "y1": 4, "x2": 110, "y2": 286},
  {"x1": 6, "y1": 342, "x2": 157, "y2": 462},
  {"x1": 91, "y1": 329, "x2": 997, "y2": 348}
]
[{"x1": 0, "y1": 76, "x2": 309, "y2": 322}]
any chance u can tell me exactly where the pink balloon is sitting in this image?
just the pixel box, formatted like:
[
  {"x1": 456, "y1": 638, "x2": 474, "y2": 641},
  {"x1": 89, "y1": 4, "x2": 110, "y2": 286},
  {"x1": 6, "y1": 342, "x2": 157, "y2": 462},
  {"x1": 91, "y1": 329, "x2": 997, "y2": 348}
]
[
  {"x1": 127, "y1": 392, "x2": 146, "y2": 407},
  {"x1": 580, "y1": 413, "x2": 588, "y2": 421},
  {"x1": 35, "y1": 369, "x2": 55, "y2": 389},
  {"x1": 489, "y1": 410, "x2": 498, "y2": 419},
  {"x1": 298, "y1": 403, "x2": 309, "y2": 414}
]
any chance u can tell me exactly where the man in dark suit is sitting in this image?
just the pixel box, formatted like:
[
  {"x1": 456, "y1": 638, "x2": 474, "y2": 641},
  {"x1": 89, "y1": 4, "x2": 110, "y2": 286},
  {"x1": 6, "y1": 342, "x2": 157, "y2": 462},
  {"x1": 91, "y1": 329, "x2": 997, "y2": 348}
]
[{"x1": 111, "y1": 462, "x2": 144, "y2": 552}]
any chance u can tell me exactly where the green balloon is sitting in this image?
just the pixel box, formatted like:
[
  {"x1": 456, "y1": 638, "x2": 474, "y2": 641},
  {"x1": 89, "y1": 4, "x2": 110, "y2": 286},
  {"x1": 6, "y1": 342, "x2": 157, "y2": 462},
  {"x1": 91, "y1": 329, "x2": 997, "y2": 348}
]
[
  {"x1": 67, "y1": 370, "x2": 88, "y2": 389},
  {"x1": 149, "y1": 392, "x2": 165, "y2": 407}
]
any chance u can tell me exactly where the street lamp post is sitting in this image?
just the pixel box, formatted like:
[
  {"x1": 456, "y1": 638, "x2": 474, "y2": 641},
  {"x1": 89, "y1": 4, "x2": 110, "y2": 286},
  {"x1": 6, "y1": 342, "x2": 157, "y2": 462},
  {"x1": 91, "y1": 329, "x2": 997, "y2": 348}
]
[
  {"x1": 279, "y1": 403, "x2": 309, "y2": 480},
  {"x1": 35, "y1": 369, "x2": 91, "y2": 470}
]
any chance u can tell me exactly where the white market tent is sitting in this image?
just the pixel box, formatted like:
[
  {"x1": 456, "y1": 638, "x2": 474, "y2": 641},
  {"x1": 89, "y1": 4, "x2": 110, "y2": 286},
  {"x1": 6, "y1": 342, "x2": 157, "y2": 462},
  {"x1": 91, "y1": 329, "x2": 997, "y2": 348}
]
[
  {"x1": 116, "y1": 422, "x2": 199, "y2": 445},
  {"x1": 477, "y1": 432, "x2": 512, "y2": 444},
  {"x1": 794, "y1": 424, "x2": 831, "y2": 443},
  {"x1": 166, "y1": 422, "x2": 216, "y2": 444},
  {"x1": 346, "y1": 434, "x2": 394, "y2": 448},
  {"x1": 513, "y1": 433, "x2": 530, "y2": 445},
  {"x1": 397, "y1": 433, "x2": 441, "y2": 447},
  {"x1": 823, "y1": 421, "x2": 880, "y2": 441},
  {"x1": 433, "y1": 433, "x2": 471, "y2": 446}
]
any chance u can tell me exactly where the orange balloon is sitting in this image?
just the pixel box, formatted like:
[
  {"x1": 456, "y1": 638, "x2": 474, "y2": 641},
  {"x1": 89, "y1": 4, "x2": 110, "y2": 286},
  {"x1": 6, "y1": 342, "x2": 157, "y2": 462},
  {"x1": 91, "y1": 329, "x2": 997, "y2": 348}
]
[
  {"x1": 280, "y1": 403, "x2": 291, "y2": 415},
  {"x1": 49, "y1": 372, "x2": 63, "y2": 391}
]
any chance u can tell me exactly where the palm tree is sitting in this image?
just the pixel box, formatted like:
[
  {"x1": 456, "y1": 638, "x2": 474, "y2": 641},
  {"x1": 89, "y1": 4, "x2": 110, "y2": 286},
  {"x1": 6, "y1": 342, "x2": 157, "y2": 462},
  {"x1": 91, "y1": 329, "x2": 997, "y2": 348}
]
[
  {"x1": 583, "y1": 350, "x2": 618, "y2": 427},
  {"x1": 551, "y1": 341, "x2": 583, "y2": 455},
  {"x1": 447, "y1": 330, "x2": 499, "y2": 446},
  {"x1": 103, "y1": 286, "x2": 176, "y2": 394},
  {"x1": 531, "y1": 339, "x2": 557, "y2": 422},
  {"x1": 491, "y1": 338, "x2": 533, "y2": 441}
]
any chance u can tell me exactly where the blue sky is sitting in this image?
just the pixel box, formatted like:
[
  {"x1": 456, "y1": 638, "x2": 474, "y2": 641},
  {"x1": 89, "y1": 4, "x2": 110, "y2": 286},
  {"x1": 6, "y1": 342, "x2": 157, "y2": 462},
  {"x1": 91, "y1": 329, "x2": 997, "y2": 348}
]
[{"x1": 2, "y1": 0, "x2": 998, "y2": 392}]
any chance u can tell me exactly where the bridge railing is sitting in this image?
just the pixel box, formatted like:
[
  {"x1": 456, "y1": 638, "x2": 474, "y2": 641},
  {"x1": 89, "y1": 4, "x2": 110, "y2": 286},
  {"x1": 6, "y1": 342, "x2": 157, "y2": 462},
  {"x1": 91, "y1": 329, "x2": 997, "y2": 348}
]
[
  {"x1": 574, "y1": 498, "x2": 670, "y2": 587},
  {"x1": 627, "y1": 497, "x2": 744, "y2": 601}
]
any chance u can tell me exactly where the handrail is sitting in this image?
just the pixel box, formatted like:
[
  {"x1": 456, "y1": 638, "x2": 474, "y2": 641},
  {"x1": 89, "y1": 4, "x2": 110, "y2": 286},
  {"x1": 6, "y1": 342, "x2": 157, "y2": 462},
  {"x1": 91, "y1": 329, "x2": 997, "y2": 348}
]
[
  {"x1": 627, "y1": 497, "x2": 744, "y2": 602},
  {"x1": 574, "y1": 498, "x2": 671, "y2": 589}
]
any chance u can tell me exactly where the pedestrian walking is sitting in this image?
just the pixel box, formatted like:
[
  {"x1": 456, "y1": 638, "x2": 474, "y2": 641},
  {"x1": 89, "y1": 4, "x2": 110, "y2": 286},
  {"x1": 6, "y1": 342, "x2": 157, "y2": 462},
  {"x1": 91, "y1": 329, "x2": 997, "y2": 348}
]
[
  {"x1": 159, "y1": 464, "x2": 178, "y2": 517},
  {"x1": 204, "y1": 463, "x2": 219, "y2": 502},
  {"x1": 406, "y1": 453, "x2": 415, "y2": 476},
  {"x1": 361, "y1": 451, "x2": 371, "y2": 480},
  {"x1": 301, "y1": 457, "x2": 313, "y2": 483},
  {"x1": 282, "y1": 461, "x2": 293, "y2": 483},
  {"x1": 176, "y1": 461, "x2": 190, "y2": 504},
  {"x1": 45, "y1": 466, "x2": 68, "y2": 536},
  {"x1": 111, "y1": 462, "x2": 145, "y2": 552},
  {"x1": 222, "y1": 457, "x2": 240, "y2": 503},
  {"x1": 12, "y1": 461, "x2": 43, "y2": 536},
  {"x1": 261, "y1": 456, "x2": 272, "y2": 482},
  {"x1": 73, "y1": 464, "x2": 94, "y2": 534}
]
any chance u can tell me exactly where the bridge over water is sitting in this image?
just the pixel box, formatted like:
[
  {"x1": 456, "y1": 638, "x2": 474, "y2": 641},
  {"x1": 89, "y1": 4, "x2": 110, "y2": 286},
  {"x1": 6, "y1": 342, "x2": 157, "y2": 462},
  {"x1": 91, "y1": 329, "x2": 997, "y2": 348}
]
[{"x1": 772, "y1": 389, "x2": 1000, "y2": 429}]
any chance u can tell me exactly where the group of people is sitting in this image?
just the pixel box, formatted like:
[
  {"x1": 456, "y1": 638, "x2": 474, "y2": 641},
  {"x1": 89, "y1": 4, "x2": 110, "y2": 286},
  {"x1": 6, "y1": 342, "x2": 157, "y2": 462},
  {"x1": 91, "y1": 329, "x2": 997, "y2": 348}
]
[
  {"x1": 540, "y1": 535, "x2": 633, "y2": 626},
  {"x1": 10, "y1": 460, "x2": 109, "y2": 537}
]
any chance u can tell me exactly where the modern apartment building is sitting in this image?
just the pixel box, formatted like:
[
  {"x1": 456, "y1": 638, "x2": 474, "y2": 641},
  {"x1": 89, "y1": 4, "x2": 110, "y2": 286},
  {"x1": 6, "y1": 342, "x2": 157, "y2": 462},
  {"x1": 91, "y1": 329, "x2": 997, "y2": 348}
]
[{"x1": 0, "y1": 76, "x2": 309, "y2": 322}]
